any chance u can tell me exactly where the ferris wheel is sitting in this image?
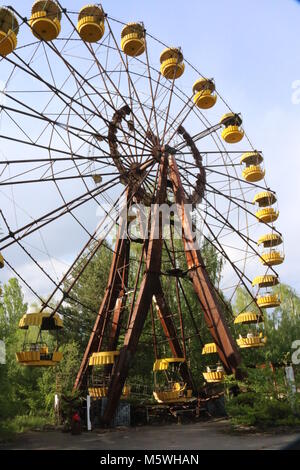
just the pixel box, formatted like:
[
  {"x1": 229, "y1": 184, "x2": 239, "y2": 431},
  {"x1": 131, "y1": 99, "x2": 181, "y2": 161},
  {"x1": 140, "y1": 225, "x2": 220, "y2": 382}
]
[{"x1": 0, "y1": 1, "x2": 284, "y2": 422}]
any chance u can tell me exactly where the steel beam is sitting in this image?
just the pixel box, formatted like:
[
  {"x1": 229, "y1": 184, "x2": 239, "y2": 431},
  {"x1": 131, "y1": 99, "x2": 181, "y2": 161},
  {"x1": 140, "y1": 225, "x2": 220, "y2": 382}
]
[
  {"x1": 136, "y1": 194, "x2": 193, "y2": 388},
  {"x1": 169, "y1": 155, "x2": 243, "y2": 378},
  {"x1": 101, "y1": 155, "x2": 168, "y2": 424},
  {"x1": 153, "y1": 288, "x2": 194, "y2": 389},
  {"x1": 107, "y1": 241, "x2": 130, "y2": 352},
  {"x1": 74, "y1": 204, "x2": 130, "y2": 391}
]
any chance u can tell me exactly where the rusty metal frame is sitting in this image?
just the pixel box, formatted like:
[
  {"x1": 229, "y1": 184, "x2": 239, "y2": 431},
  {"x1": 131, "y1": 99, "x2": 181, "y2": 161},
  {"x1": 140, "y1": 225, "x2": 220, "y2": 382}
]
[
  {"x1": 136, "y1": 189, "x2": 193, "y2": 389},
  {"x1": 74, "y1": 195, "x2": 131, "y2": 391},
  {"x1": 152, "y1": 288, "x2": 194, "y2": 389},
  {"x1": 168, "y1": 155, "x2": 242, "y2": 377},
  {"x1": 75, "y1": 151, "x2": 243, "y2": 423},
  {"x1": 101, "y1": 154, "x2": 168, "y2": 423}
]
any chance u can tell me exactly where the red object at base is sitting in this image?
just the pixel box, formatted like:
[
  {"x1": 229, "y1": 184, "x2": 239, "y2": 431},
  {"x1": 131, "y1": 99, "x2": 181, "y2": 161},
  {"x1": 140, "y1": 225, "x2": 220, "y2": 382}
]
[
  {"x1": 72, "y1": 412, "x2": 81, "y2": 423},
  {"x1": 71, "y1": 412, "x2": 81, "y2": 435}
]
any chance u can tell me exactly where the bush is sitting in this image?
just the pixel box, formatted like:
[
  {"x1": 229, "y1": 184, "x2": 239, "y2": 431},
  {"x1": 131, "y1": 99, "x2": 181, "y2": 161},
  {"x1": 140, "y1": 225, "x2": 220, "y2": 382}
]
[
  {"x1": 225, "y1": 367, "x2": 300, "y2": 428},
  {"x1": 226, "y1": 394, "x2": 300, "y2": 428}
]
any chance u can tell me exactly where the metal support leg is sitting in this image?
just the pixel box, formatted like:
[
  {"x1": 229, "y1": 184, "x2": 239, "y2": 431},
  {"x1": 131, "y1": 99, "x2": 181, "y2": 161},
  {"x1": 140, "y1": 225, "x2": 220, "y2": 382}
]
[
  {"x1": 74, "y1": 200, "x2": 131, "y2": 390},
  {"x1": 102, "y1": 155, "x2": 168, "y2": 424},
  {"x1": 169, "y1": 155, "x2": 243, "y2": 377}
]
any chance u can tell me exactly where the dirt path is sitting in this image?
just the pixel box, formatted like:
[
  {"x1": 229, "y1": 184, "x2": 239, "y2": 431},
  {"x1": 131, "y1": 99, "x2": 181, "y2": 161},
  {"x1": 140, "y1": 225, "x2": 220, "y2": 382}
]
[{"x1": 2, "y1": 420, "x2": 300, "y2": 450}]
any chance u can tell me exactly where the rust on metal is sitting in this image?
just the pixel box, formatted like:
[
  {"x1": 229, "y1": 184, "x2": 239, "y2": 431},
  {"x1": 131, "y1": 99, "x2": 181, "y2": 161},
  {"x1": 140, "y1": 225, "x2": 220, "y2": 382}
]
[
  {"x1": 168, "y1": 154, "x2": 243, "y2": 378},
  {"x1": 74, "y1": 197, "x2": 131, "y2": 391},
  {"x1": 101, "y1": 154, "x2": 168, "y2": 423}
]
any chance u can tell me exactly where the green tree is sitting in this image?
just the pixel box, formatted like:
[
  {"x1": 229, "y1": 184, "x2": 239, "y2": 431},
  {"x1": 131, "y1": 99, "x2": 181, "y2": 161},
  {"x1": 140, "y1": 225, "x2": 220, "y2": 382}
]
[
  {"x1": 60, "y1": 245, "x2": 112, "y2": 352},
  {"x1": 232, "y1": 284, "x2": 300, "y2": 367},
  {"x1": 265, "y1": 284, "x2": 300, "y2": 364},
  {"x1": 0, "y1": 278, "x2": 28, "y2": 421},
  {"x1": 37, "y1": 341, "x2": 82, "y2": 414},
  {"x1": 0, "y1": 278, "x2": 27, "y2": 339}
]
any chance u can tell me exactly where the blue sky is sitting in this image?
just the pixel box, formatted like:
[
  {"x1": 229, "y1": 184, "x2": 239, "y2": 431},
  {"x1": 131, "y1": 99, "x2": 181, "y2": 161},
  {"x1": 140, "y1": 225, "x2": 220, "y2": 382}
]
[
  {"x1": 1, "y1": 0, "x2": 299, "y2": 298},
  {"x1": 105, "y1": 0, "x2": 300, "y2": 293}
]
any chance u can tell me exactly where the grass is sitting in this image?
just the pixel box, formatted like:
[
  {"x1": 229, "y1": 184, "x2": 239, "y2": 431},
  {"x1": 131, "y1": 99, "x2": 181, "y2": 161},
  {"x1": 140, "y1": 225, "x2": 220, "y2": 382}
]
[{"x1": 0, "y1": 415, "x2": 53, "y2": 443}]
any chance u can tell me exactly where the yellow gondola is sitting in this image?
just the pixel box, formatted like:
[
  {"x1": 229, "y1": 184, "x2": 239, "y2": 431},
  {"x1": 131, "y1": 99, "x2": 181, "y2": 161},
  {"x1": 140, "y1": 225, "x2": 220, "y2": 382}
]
[
  {"x1": 237, "y1": 333, "x2": 267, "y2": 349},
  {"x1": 29, "y1": 0, "x2": 61, "y2": 42},
  {"x1": 202, "y1": 342, "x2": 217, "y2": 354},
  {"x1": 256, "y1": 207, "x2": 279, "y2": 223},
  {"x1": 234, "y1": 311, "x2": 263, "y2": 324},
  {"x1": 257, "y1": 233, "x2": 283, "y2": 248},
  {"x1": 77, "y1": 5, "x2": 105, "y2": 43},
  {"x1": 160, "y1": 47, "x2": 185, "y2": 80},
  {"x1": 253, "y1": 191, "x2": 277, "y2": 207},
  {"x1": 88, "y1": 384, "x2": 131, "y2": 398},
  {"x1": 256, "y1": 293, "x2": 281, "y2": 309},
  {"x1": 121, "y1": 22, "x2": 145, "y2": 56},
  {"x1": 88, "y1": 351, "x2": 131, "y2": 398},
  {"x1": 234, "y1": 311, "x2": 266, "y2": 349},
  {"x1": 261, "y1": 250, "x2": 285, "y2": 266},
  {"x1": 252, "y1": 275, "x2": 279, "y2": 288},
  {"x1": 16, "y1": 308, "x2": 63, "y2": 366},
  {"x1": 242, "y1": 165, "x2": 265, "y2": 182},
  {"x1": 16, "y1": 349, "x2": 63, "y2": 366},
  {"x1": 153, "y1": 358, "x2": 193, "y2": 403},
  {"x1": 240, "y1": 152, "x2": 263, "y2": 166},
  {"x1": 0, "y1": 7, "x2": 19, "y2": 56},
  {"x1": 220, "y1": 113, "x2": 244, "y2": 143},
  {"x1": 18, "y1": 310, "x2": 63, "y2": 329},
  {"x1": 240, "y1": 152, "x2": 264, "y2": 182},
  {"x1": 89, "y1": 350, "x2": 119, "y2": 366},
  {"x1": 192, "y1": 78, "x2": 217, "y2": 109},
  {"x1": 203, "y1": 366, "x2": 224, "y2": 383},
  {"x1": 201, "y1": 342, "x2": 225, "y2": 383}
]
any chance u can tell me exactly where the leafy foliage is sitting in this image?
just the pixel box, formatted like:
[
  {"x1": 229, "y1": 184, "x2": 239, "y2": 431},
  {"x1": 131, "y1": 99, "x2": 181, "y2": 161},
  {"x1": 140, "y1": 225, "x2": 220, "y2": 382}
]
[
  {"x1": 226, "y1": 368, "x2": 300, "y2": 428},
  {"x1": 59, "y1": 245, "x2": 112, "y2": 353},
  {"x1": 1, "y1": 237, "x2": 300, "y2": 436},
  {"x1": 228, "y1": 286, "x2": 300, "y2": 427},
  {"x1": 0, "y1": 278, "x2": 81, "y2": 438},
  {"x1": 232, "y1": 285, "x2": 300, "y2": 370}
]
